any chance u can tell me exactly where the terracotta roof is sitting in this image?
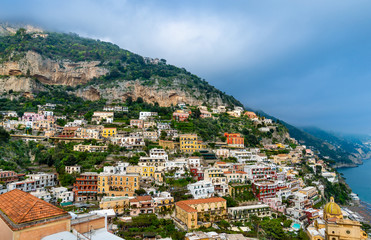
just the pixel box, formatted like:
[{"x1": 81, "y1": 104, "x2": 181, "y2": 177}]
[
  {"x1": 176, "y1": 202, "x2": 197, "y2": 213},
  {"x1": 215, "y1": 161, "x2": 226, "y2": 164},
  {"x1": 176, "y1": 197, "x2": 226, "y2": 206},
  {"x1": 236, "y1": 171, "x2": 247, "y2": 174},
  {"x1": 176, "y1": 197, "x2": 226, "y2": 213},
  {"x1": 130, "y1": 195, "x2": 152, "y2": 202},
  {"x1": 0, "y1": 189, "x2": 68, "y2": 225},
  {"x1": 224, "y1": 171, "x2": 232, "y2": 174}
]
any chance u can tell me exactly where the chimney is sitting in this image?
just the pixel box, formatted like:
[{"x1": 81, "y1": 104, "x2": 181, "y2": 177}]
[{"x1": 105, "y1": 213, "x2": 108, "y2": 230}]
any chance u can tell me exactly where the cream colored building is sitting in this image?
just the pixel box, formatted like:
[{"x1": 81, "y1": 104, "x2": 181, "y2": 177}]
[
  {"x1": 73, "y1": 144, "x2": 108, "y2": 152},
  {"x1": 99, "y1": 196, "x2": 130, "y2": 215},
  {"x1": 306, "y1": 197, "x2": 368, "y2": 240},
  {"x1": 65, "y1": 165, "x2": 81, "y2": 174}
]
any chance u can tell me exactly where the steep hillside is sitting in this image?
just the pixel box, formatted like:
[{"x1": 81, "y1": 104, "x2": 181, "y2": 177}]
[
  {"x1": 0, "y1": 26, "x2": 242, "y2": 108},
  {"x1": 254, "y1": 110, "x2": 371, "y2": 167}
]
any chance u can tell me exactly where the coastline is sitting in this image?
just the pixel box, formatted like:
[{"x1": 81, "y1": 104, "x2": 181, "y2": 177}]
[
  {"x1": 337, "y1": 158, "x2": 371, "y2": 223},
  {"x1": 347, "y1": 201, "x2": 371, "y2": 224}
]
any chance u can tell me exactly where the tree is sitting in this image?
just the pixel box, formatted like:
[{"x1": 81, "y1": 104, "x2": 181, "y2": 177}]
[
  {"x1": 0, "y1": 127, "x2": 10, "y2": 143},
  {"x1": 160, "y1": 130, "x2": 167, "y2": 140},
  {"x1": 135, "y1": 188, "x2": 146, "y2": 196}
]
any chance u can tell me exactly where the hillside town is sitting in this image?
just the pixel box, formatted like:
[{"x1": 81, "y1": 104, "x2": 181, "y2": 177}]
[{"x1": 0, "y1": 102, "x2": 368, "y2": 240}]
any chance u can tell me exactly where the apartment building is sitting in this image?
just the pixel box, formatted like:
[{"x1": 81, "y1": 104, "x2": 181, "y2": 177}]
[
  {"x1": 101, "y1": 127, "x2": 117, "y2": 138},
  {"x1": 97, "y1": 173, "x2": 139, "y2": 197},
  {"x1": 224, "y1": 133, "x2": 244, "y2": 148},
  {"x1": 228, "y1": 204, "x2": 271, "y2": 221},
  {"x1": 73, "y1": 144, "x2": 108, "y2": 152},
  {"x1": 73, "y1": 172, "x2": 98, "y2": 201},
  {"x1": 187, "y1": 180, "x2": 214, "y2": 199},
  {"x1": 175, "y1": 197, "x2": 227, "y2": 230},
  {"x1": 180, "y1": 134, "x2": 205, "y2": 153}
]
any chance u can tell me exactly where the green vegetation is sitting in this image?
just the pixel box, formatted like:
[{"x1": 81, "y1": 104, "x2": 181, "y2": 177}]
[
  {"x1": 117, "y1": 214, "x2": 185, "y2": 240},
  {"x1": 0, "y1": 29, "x2": 242, "y2": 107}
]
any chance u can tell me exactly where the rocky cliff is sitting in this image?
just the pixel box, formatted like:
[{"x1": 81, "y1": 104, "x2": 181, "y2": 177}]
[
  {"x1": 0, "y1": 51, "x2": 108, "y2": 86},
  {"x1": 0, "y1": 76, "x2": 45, "y2": 93},
  {"x1": 75, "y1": 80, "x2": 226, "y2": 107}
]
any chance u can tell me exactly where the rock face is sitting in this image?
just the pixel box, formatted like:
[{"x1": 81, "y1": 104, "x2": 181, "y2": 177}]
[
  {"x1": 76, "y1": 80, "x2": 225, "y2": 107},
  {"x1": 0, "y1": 76, "x2": 45, "y2": 93},
  {"x1": 0, "y1": 51, "x2": 108, "y2": 86}
]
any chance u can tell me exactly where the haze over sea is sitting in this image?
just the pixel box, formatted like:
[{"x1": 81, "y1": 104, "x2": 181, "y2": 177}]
[{"x1": 338, "y1": 159, "x2": 371, "y2": 204}]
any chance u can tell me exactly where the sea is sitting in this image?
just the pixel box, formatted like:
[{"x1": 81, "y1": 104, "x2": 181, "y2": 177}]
[{"x1": 338, "y1": 158, "x2": 371, "y2": 206}]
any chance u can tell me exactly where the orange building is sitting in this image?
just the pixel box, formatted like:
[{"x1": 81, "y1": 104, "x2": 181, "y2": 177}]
[
  {"x1": 0, "y1": 189, "x2": 71, "y2": 240},
  {"x1": 224, "y1": 133, "x2": 244, "y2": 148},
  {"x1": 173, "y1": 110, "x2": 190, "y2": 121},
  {"x1": 244, "y1": 111, "x2": 258, "y2": 119},
  {"x1": 73, "y1": 172, "x2": 98, "y2": 201}
]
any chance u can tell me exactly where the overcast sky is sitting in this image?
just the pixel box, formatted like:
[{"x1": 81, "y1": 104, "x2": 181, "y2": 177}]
[{"x1": 2, "y1": 0, "x2": 371, "y2": 134}]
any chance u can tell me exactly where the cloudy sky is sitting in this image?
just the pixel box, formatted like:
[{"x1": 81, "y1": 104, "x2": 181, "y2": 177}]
[{"x1": 2, "y1": 0, "x2": 371, "y2": 134}]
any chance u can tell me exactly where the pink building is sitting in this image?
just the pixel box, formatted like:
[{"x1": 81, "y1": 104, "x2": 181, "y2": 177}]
[
  {"x1": 263, "y1": 197, "x2": 285, "y2": 213},
  {"x1": 129, "y1": 195, "x2": 155, "y2": 216},
  {"x1": 22, "y1": 112, "x2": 45, "y2": 122},
  {"x1": 173, "y1": 110, "x2": 190, "y2": 121}
]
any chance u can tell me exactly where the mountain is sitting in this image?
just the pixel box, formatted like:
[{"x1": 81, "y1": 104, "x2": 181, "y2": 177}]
[
  {"x1": 253, "y1": 110, "x2": 371, "y2": 167},
  {"x1": 1, "y1": 24, "x2": 369, "y2": 167},
  {"x1": 0, "y1": 25, "x2": 242, "y2": 108}
]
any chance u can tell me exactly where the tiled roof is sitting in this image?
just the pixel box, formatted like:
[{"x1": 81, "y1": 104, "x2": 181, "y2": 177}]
[
  {"x1": 0, "y1": 189, "x2": 68, "y2": 224},
  {"x1": 176, "y1": 202, "x2": 197, "y2": 213},
  {"x1": 177, "y1": 197, "x2": 226, "y2": 206},
  {"x1": 176, "y1": 197, "x2": 226, "y2": 213}
]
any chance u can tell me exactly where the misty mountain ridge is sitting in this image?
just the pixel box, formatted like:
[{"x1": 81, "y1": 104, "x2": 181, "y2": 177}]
[{"x1": 253, "y1": 110, "x2": 371, "y2": 167}]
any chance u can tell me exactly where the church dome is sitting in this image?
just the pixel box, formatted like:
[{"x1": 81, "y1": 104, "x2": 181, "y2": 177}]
[{"x1": 324, "y1": 197, "x2": 343, "y2": 220}]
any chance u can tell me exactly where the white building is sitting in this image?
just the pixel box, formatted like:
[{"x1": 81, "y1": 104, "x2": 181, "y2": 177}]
[
  {"x1": 230, "y1": 150, "x2": 258, "y2": 164},
  {"x1": 215, "y1": 149, "x2": 230, "y2": 158},
  {"x1": 150, "y1": 148, "x2": 168, "y2": 160},
  {"x1": 51, "y1": 187, "x2": 74, "y2": 203},
  {"x1": 92, "y1": 111, "x2": 114, "y2": 124},
  {"x1": 187, "y1": 180, "x2": 214, "y2": 199},
  {"x1": 139, "y1": 112, "x2": 158, "y2": 120},
  {"x1": 65, "y1": 165, "x2": 81, "y2": 174},
  {"x1": 65, "y1": 119, "x2": 87, "y2": 127},
  {"x1": 26, "y1": 173, "x2": 57, "y2": 188},
  {"x1": 103, "y1": 162, "x2": 129, "y2": 174},
  {"x1": 30, "y1": 188, "x2": 52, "y2": 202},
  {"x1": 7, "y1": 180, "x2": 38, "y2": 192},
  {"x1": 166, "y1": 158, "x2": 188, "y2": 170},
  {"x1": 188, "y1": 157, "x2": 201, "y2": 168}
]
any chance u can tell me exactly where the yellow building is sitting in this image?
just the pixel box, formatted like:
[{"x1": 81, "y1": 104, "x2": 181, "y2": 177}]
[
  {"x1": 306, "y1": 197, "x2": 368, "y2": 240},
  {"x1": 101, "y1": 127, "x2": 117, "y2": 138},
  {"x1": 98, "y1": 173, "x2": 140, "y2": 197},
  {"x1": 153, "y1": 192, "x2": 174, "y2": 212},
  {"x1": 154, "y1": 171, "x2": 164, "y2": 183},
  {"x1": 175, "y1": 197, "x2": 227, "y2": 230},
  {"x1": 180, "y1": 134, "x2": 205, "y2": 153},
  {"x1": 159, "y1": 140, "x2": 179, "y2": 150},
  {"x1": 141, "y1": 166, "x2": 156, "y2": 177},
  {"x1": 126, "y1": 165, "x2": 141, "y2": 175},
  {"x1": 99, "y1": 196, "x2": 130, "y2": 215}
]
